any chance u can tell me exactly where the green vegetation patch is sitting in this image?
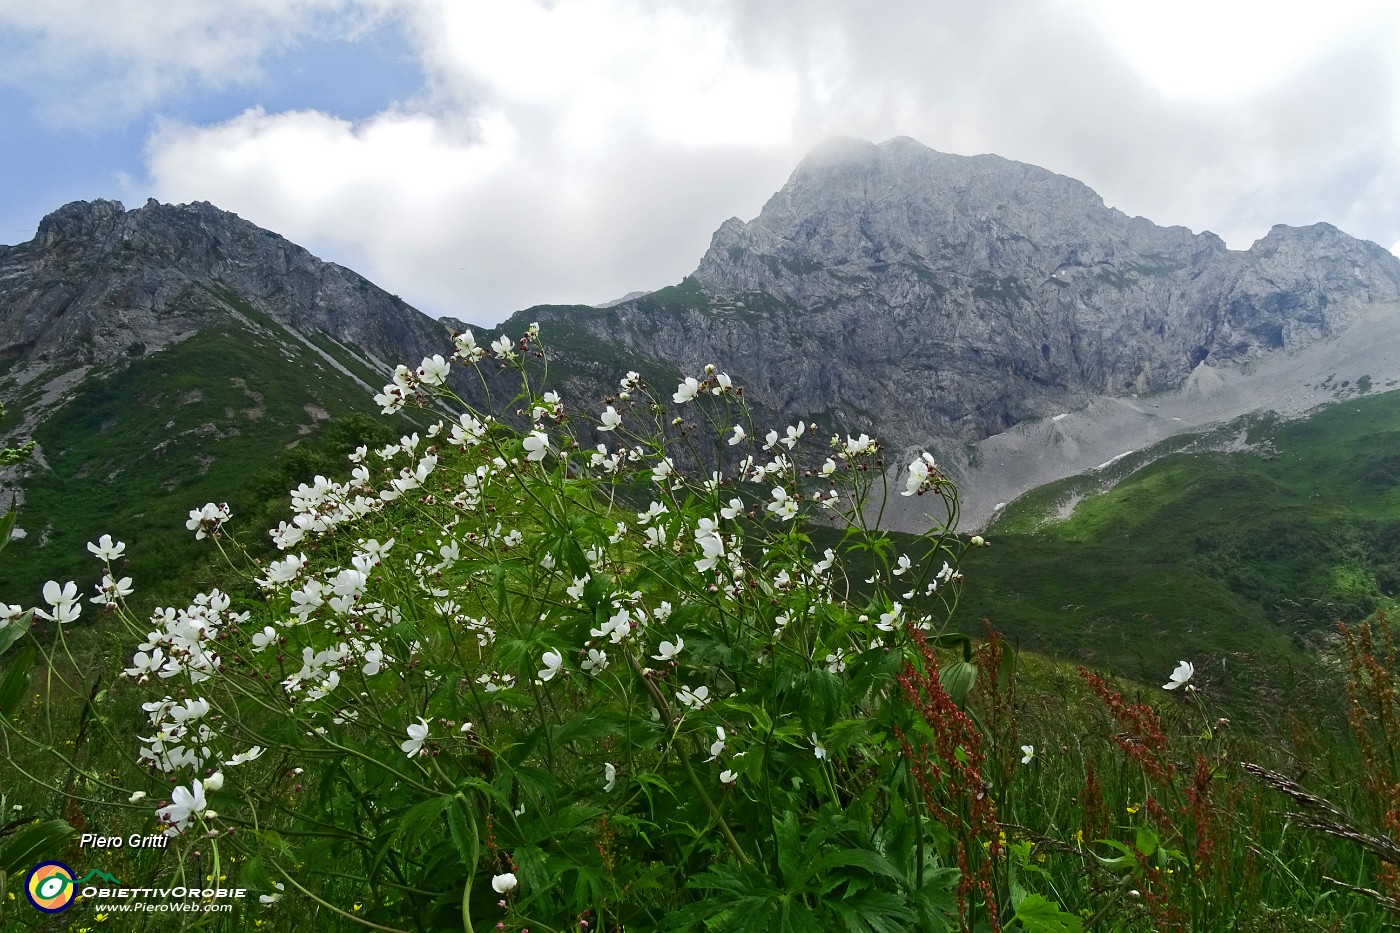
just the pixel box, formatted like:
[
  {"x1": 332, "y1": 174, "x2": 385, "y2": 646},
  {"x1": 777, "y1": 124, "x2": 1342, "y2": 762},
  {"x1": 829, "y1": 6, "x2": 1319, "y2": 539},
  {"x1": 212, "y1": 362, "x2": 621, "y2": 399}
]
[
  {"x1": 2, "y1": 316, "x2": 378, "y2": 603},
  {"x1": 632, "y1": 276, "x2": 711, "y2": 315},
  {"x1": 964, "y1": 389, "x2": 1400, "y2": 708},
  {"x1": 3, "y1": 340, "x2": 1398, "y2": 932},
  {"x1": 973, "y1": 274, "x2": 1030, "y2": 306},
  {"x1": 303, "y1": 330, "x2": 392, "y2": 388},
  {"x1": 898, "y1": 261, "x2": 950, "y2": 297}
]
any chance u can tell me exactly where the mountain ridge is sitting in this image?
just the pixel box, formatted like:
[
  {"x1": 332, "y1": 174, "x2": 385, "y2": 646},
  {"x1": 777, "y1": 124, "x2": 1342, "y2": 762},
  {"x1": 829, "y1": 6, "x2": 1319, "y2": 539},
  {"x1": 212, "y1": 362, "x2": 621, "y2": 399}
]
[
  {"x1": 0, "y1": 197, "x2": 466, "y2": 476},
  {"x1": 4, "y1": 135, "x2": 1400, "y2": 568},
  {"x1": 0, "y1": 197, "x2": 470, "y2": 600},
  {"x1": 499, "y1": 138, "x2": 1400, "y2": 528},
  {"x1": 4, "y1": 197, "x2": 447, "y2": 373}
]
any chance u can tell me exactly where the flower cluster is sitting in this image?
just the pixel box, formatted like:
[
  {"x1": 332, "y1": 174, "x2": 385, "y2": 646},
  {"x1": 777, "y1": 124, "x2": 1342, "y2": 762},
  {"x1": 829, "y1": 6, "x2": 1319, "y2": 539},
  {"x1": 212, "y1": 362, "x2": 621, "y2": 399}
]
[
  {"x1": 76, "y1": 322, "x2": 980, "y2": 927},
  {"x1": 126, "y1": 589, "x2": 245, "y2": 685}
]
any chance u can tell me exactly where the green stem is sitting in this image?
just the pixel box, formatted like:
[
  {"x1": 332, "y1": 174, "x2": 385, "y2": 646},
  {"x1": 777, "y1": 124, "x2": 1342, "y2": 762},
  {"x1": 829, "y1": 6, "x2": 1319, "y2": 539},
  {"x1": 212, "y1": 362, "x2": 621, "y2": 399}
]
[
  {"x1": 678, "y1": 748, "x2": 751, "y2": 867},
  {"x1": 456, "y1": 792, "x2": 480, "y2": 933},
  {"x1": 624, "y1": 652, "x2": 751, "y2": 867},
  {"x1": 269, "y1": 861, "x2": 413, "y2": 933}
]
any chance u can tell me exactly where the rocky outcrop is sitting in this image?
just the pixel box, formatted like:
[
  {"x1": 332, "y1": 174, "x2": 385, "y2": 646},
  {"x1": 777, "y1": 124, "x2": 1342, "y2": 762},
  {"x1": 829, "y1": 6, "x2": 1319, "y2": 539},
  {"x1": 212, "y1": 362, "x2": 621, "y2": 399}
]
[
  {"x1": 0, "y1": 198, "x2": 477, "y2": 459},
  {"x1": 0, "y1": 198, "x2": 449, "y2": 373},
  {"x1": 525, "y1": 137, "x2": 1400, "y2": 449}
]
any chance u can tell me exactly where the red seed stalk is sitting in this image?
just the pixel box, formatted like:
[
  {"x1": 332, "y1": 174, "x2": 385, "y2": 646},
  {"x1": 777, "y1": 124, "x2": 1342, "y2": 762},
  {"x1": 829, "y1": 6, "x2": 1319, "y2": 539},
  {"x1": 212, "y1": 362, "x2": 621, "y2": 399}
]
[
  {"x1": 1078, "y1": 667, "x2": 1175, "y2": 786},
  {"x1": 899, "y1": 622, "x2": 1001, "y2": 932}
]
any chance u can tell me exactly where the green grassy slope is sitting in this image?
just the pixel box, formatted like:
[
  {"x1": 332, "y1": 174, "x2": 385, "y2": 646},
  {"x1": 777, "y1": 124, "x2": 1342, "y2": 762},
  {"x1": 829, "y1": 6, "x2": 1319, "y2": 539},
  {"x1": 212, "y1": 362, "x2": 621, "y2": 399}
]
[
  {"x1": 493, "y1": 302, "x2": 687, "y2": 395},
  {"x1": 954, "y1": 388, "x2": 1400, "y2": 711},
  {"x1": 2, "y1": 312, "x2": 387, "y2": 605}
]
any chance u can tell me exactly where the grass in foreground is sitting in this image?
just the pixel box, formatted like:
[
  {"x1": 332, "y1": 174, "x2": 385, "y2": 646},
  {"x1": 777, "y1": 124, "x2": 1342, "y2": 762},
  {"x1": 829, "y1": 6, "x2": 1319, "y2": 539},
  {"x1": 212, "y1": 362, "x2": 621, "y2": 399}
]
[{"x1": 3, "y1": 331, "x2": 1399, "y2": 931}]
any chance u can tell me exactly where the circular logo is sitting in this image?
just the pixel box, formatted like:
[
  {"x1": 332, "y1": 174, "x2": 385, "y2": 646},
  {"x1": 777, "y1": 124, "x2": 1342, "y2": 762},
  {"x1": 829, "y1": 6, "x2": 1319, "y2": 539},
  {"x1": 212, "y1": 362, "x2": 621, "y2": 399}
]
[{"x1": 25, "y1": 861, "x2": 77, "y2": 913}]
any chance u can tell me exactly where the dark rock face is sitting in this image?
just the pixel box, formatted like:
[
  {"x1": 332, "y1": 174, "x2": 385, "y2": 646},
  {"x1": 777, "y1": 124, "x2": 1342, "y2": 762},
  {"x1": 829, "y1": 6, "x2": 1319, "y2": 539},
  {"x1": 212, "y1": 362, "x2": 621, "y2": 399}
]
[
  {"x1": 1, "y1": 198, "x2": 449, "y2": 373},
  {"x1": 551, "y1": 137, "x2": 1400, "y2": 447}
]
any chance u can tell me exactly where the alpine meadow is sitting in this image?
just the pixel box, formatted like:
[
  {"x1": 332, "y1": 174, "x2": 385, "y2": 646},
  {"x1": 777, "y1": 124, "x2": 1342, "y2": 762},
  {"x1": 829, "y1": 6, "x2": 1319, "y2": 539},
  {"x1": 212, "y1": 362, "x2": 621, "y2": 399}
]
[{"x1": 2, "y1": 136, "x2": 1400, "y2": 933}]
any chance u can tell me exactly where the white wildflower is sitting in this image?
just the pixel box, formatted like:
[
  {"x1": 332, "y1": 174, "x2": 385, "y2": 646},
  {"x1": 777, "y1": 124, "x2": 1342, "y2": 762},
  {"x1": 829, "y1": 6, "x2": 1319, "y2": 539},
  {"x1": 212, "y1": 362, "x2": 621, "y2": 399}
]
[
  {"x1": 157, "y1": 779, "x2": 209, "y2": 835},
  {"x1": 708, "y1": 726, "x2": 727, "y2": 761},
  {"x1": 36, "y1": 580, "x2": 80, "y2": 624},
  {"x1": 416, "y1": 354, "x2": 450, "y2": 386},
  {"x1": 86, "y1": 534, "x2": 126, "y2": 561},
  {"x1": 1163, "y1": 660, "x2": 1195, "y2": 691},
  {"x1": 766, "y1": 487, "x2": 798, "y2": 521},
  {"x1": 523, "y1": 430, "x2": 550, "y2": 462},
  {"x1": 538, "y1": 649, "x2": 564, "y2": 682},
  {"x1": 401, "y1": 718, "x2": 430, "y2": 758},
  {"x1": 653, "y1": 637, "x2": 684, "y2": 662},
  {"x1": 672, "y1": 377, "x2": 700, "y2": 404},
  {"x1": 676, "y1": 684, "x2": 709, "y2": 709}
]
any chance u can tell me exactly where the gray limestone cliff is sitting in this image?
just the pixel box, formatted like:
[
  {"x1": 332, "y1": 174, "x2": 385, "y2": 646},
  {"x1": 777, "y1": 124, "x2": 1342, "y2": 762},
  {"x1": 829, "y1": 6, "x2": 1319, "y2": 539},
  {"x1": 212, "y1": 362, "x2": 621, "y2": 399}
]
[{"x1": 520, "y1": 137, "x2": 1400, "y2": 450}]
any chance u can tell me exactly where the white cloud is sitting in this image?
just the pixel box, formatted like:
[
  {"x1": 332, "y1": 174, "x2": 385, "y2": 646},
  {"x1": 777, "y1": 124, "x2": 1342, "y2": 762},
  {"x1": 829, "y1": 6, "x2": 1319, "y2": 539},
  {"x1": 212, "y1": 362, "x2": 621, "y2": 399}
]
[
  {"x1": 1070, "y1": 0, "x2": 1399, "y2": 100},
  {"x1": 413, "y1": 1, "x2": 799, "y2": 148},
  {"x1": 147, "y1": 101, "x2": 798, "y2": 322},
  {"x1": 0, "y1": 0, "x2": 395, "y2": 123},
  {"x1": 144, "y1": 0, "x2": 808, "y2": 321},
  {"x1": 26, "y1": 0, "x2": 1399, "y2": 322}
]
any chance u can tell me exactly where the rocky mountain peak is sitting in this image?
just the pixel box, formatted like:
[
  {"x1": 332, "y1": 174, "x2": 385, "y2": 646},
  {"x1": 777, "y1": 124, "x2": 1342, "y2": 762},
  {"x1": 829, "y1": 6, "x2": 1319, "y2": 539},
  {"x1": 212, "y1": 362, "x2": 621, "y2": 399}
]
[
  {"x1": 692, "y1": 136, "x2": 1226, "y2": 308},
  {"x1": 546, "y1": 137, "x2": 1400, "y2": 455},
  {"x1": 0, "y1": 199, "x2": 457, "y2": 449},
  {"x1": 33, "y1": 198, "x2": 127, "y2": 251}
]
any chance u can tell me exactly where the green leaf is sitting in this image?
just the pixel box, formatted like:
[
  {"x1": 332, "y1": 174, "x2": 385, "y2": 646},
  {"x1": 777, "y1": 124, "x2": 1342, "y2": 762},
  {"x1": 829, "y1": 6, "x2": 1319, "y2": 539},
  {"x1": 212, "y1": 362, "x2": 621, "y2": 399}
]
[
  {"x1": 583, "y1": 573, "x2": 611, "y2": 610},
  {"x1": 1089, "y1": 839, "x2": 1138, "y2": 870},
  {"x1": 939, "y1": 660, "x2": 977, "y2": 705},
  {"x1": 925, "y1": 632, "x2": 974, "y2": 662},
  {"x1": 394, "y1": 796, "x2": 452, "y2": 849},
  {"x1": 0, "y1": 820, "x2": 76, "y2": 876},
  {"x1": 829, "y1": 889, "x2": 918, "y2": 933},
  {"x1": 446, "y1": 798, "x2": 477, "y2": 867},
  {"x1": 799, "y1": 668, "x2": 842, "y2": 725},
  {"x1": 493, "y1": 566, "x2": 509, "y2": 613},
  {"x1": 512, "y1": 844, "x2": 553, "y2": 901},
  {"x1": 0, "y1": 609, "x2": 32, "y2": 658},
  {"x1": 1134, "y1": 825, "x2": 1158, "y2": 859},
  {"x1": 551, "y1": 711, "x2": 620, "y2": 748},
  {"x1": 1013, "y1": 893, "x2": 1085, "y2": 932},
  {"x1": 774, "y1": 812, "x2": 804, "y2": 885},
  {"x1": 0, "y1": 504, "x2": 16, "y2": 555},
  {"x1": 0, "y1": 641, "x2": 36, "y2": 717},
  {"x1": 810, "y1": 848, "x2": 907, "y2": 887},
  {"x1": 563, "y1": 536, "x2": 591, "y2": 580},
  {"x1": 997, "y1": 640, "x2": 1017, "y2": 689},
  {"x1": 730, "y1": 702, "x2": 774, "y2": 734}
]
